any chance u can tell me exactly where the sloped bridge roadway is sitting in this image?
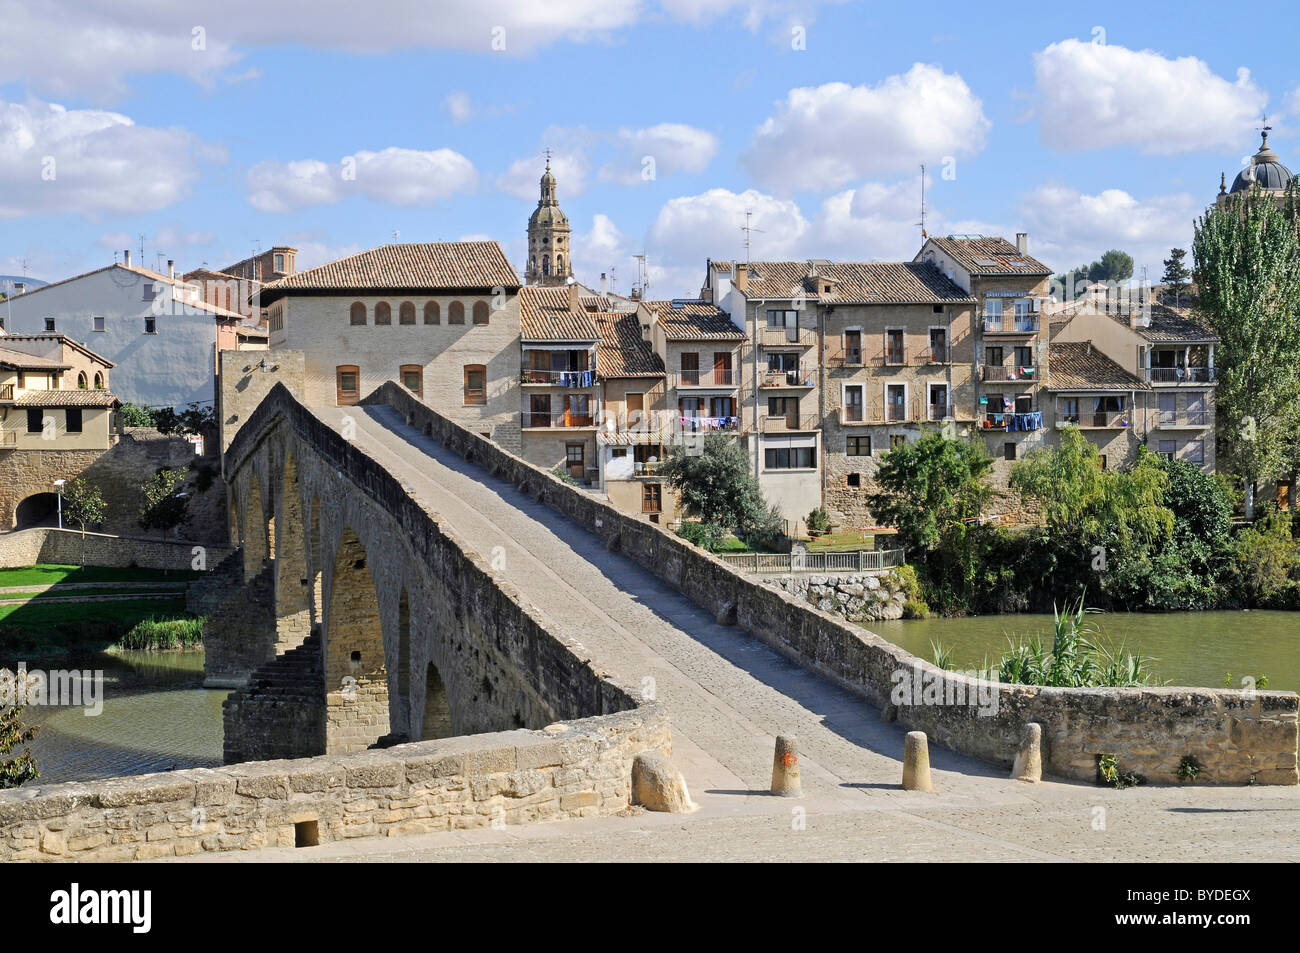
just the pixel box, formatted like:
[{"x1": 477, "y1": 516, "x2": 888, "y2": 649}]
[{"x1": 205, "y1": 382, "x2": 1300, "y2": 862}]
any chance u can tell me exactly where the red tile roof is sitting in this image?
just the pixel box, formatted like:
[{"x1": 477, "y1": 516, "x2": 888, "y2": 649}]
[
  {"x1": 644, "y1": 300, "x2": 746, "y2": 340},
  {"x1": 518, "y1": 286, "x2": 601, "y2": 340},
  {"x1": 738, "y1": 261, "x2": 976, "y2": 304},
  {"x1": 922, "y1": 236, "x2": 1052, "y2": 276},
  {"x1": 594, "y1": 312, "x2": 664, "y2": 377}
]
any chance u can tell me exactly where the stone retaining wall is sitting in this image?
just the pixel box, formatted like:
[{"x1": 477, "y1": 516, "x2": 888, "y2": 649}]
[
  {"x1": 0, "y1": 527, "x2": 231, "y2": 572},
  {"x1": 765, "y1": 569, "x2": 908, "y2": 622},
  {"x1": 370, "y1": 382, "x2": 1298, "y2": 786},
  {"x1": 0, "y1": 707, "x2": 670, "y2": 861}
]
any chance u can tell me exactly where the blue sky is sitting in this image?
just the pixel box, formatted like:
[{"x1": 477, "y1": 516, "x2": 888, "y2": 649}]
[{"x1": 0, "y1": 0, "x2": 1293, "y2": 298}]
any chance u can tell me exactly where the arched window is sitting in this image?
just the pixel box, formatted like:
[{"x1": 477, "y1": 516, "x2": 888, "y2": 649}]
[
  {"x1": 463, "y1": 365, "x2": 486, "y2": 405},
  {"x1": 93, "y1": 372, "x2": 104, "y2": 389},
  {"x1": 472, "y1": 301, "x2": 489, "y2": 325},
  {"x1": 399, "y1": 301, "x2": 415, "y2": 325},
  {"x1": 76, "y1": 372, "x2": 87, "y2": 389},
  {"x1": 542, "y1": 255, "x2": 551, "y2": 276},
  {"x1": 350, "y1": 302, "x2": 367, "y2": 326},
  {"x1": 424, "y1": 301, "x2": 440, "y2": 325},
  {"x1": 448, "y1": 301, "x2": 465, "y2": 325},
  {"x1": 556, "y1": 254, "x2": 564, "y2": 274},
  {"x1": 374, "y1": 302, "x2": 392, "y2": 325}
]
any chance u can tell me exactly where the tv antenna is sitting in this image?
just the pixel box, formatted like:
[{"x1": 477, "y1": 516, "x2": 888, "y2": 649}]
[
  {"x1": 632, "y1": 254, "x2": 649, "y2": 297},
  {"x1": 917, "y1": 164, "x2": 927, "y2": 239},
  {"x1": 741, "y1": 210, "x2": 764, "y2": 266}
]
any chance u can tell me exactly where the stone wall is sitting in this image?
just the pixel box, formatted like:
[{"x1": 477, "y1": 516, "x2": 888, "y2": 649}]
[
  {"x1": 0, "y1": 427, "x2": 229, "y2": 543},
  {"x1": 369, "y1": 381, "x2": 1298, "y2": 786},
  {"x1": 764, "y1": 569, "x2": 908, "y2": 622},
  {"x1": 0, "y1": 527, "x2": 231, "y2": 571},
  {"x1": 0, "y1": 706, "x2": 670, "y2": 862}
]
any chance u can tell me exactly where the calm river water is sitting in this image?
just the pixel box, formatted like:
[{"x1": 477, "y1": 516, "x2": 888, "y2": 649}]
[
  {"x1": 17, "y1": 650, "x2": 226, "y2": 784},
  {"x1": 872, "y1": 610, "x2": 1300, "y2": 692}
]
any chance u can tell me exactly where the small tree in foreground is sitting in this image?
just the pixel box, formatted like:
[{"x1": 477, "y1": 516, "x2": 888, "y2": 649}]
[
  {"x1": 138, "y1": 466, "x2": 191, "y2": 538},
  {"x1": 661, "y1": 434, "x2": 785, "y2": 550},
  {"x1": 0, "y1": 706, "x2": 37, "y2": 789},
  {"x1": 62, "y1": 477, "x2": 106, "y2": 565}
]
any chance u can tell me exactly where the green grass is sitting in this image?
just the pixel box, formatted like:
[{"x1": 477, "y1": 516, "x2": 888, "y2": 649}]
[
  {"x1": 0, "y1": 597, "x2": 194, "y2": 657},
  {"x1": 10, "y1": 586, "x2": 185, "y2": 602},
  {"x1": 0, "y1": 564, "x2": 200, "y2": 589},
  {"x1": 807, "y1": 530, "x2": 894, "y2": 553}
]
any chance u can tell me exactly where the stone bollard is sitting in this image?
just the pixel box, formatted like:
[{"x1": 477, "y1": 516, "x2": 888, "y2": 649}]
[
  {"x1": 770, "y1": 735, "x2": 802, "y2": 797},
  {"x1": 632, "y1": 751, "x2": 698, "y2": 813},
  {"x1": 1011, "y1": 722, "x2": 1043, "y2": 783},
  {"x1": 901, "y1": 731, "x2": 933, "y2": 792}
]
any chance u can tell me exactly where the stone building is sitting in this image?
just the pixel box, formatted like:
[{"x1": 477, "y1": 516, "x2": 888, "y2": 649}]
[
  {"x1": 261, "y1": 241, "x2": 524, "y2": 449},
  {"x1": 1216, "y1": 129, "x2": 1293, "y2": 208},
  {"x1": 525, "y1": 158, "x2": 574, "y2": 287}
]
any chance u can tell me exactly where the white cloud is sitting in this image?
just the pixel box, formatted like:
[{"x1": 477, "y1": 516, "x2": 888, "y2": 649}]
[
  {"x1": 742, "y1": 65, "x2": 991, "y2": 191},
  {"x1": 0, "y1": 99, "x2": 209, "y2": 219},
  {"x1": 497, "y1": 150, "x2": 590, "y2": 200},
  {"x1": 1016, "y1": 184, "x2": 1198, "y2": 275},
  {"x1": 247, "y1": 147, "x2": 478, "y2": 212},
  {"x1": 1034, "y1": 39, "x2": 1267, "y2": 154},
  {"x1": 444, "y1": 91, "x2": 474, "y2": 124},
  {"x1": 599, "y1": 123, "x2": 719, "y2": 184}
]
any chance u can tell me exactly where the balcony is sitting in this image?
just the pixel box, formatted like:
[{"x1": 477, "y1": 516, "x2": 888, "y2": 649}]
[
  {"x1": 927, "y1": 403, "x2": 951, "y2": 421},
  {"x1": 673, "y1": 369, "x2": 736, "y2": 388},
  {"x1": 521, "y1": 368, "x2": 598, "y2": 386},
  {"x1": 918, "y1": 345, "x2": 952, "y2": 365},
  {"x1": 982, "y1": 315, "x2": 1040, "y2": 334},
  {"x1": 1157, "y1": 410, "x2": 1210, "y2": 428},
  {"x1": 522, "y1": 411, "x2": 598, "y2": 429},
  {"x1": 1057, "y1": 412, "x2": 1131, "y2": 429},
  {"x1": 826, "y1": 347, "x2": 864, "y2": 367},
  {"x1": 1146, "y1": 367, "x2": 1216, "y2": 384},
  {"x1": 759, "y1": 366, "x2": 814, "y2": 389},
  {"x1": 631, "y1": 460, "x2": 664, "y2": 476},
  {"x1": 982, "y1": 364, "x2": 1039, "y2": 382},
  {"x1": 981, "y1": 411, "x2": 1043, "y2": 432},
  {"x1": 0, "y1": 430, "x2": 15, "y2": 447},
  {"x1": 760, "y1": 326, "x2": 816, "y2": 348},
  {"x1": 676, "y1": 414, "x2": 740, "y2": 434},
  {"x1": 880, "y1": 347, "x2": 907, "y2": 367},
  {"x1": 0, "y1": 384, "x2": 12, "y2": 401},
  {"x1": 760, "y1": 414, "x2": 820, "y2": 433}
]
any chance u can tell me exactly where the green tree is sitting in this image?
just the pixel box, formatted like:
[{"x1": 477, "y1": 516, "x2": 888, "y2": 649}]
[
  {"x1": 1193, "y1": 185, "x2": 1300, "y2": 518},
  {"x1": 62, "y1": 477, "x2": 107, "y2": 566},
  {"x1": 1090, "y1": 249, "x2": 1134, "y2": 284},
  {"x1": 660, "y1": 434, "x2": 783, "y2": 549},
  {"x1": 119, "y1": 403, "x2": 157, "y2": 428},
  {"x1": 1161, "y1": 247, "x2": 1192, "y2": 303},
  {"x1": 153, "y1": 402, "x2": 216, "y2": 438},
  {"x1": 867, "y1": 433, "x2": 997, "y2": 612},
  {"x1": 138, "y1": 466, "x2": 191, "y2": 537},
  {"x1": 0, "y1": 705, "x2": 38, "y2": 789}
]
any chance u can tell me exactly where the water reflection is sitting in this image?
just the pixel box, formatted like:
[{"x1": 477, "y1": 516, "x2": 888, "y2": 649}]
[{"x1": 16, "y1": 649, "x2": 227, "y2": 783}]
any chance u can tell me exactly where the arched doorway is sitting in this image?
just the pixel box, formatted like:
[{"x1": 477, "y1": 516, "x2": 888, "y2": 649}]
[
  {"x1": 14, "y1": 493, "x2": 58, "y2": 529},
  {"x1": 324, "y1": 527, "x2": 389, "y2": 752}
]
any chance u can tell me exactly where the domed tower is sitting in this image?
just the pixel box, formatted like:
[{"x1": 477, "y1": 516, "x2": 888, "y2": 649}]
[
  {"x1": 1218, "y1": 128, "x2": 1293, "y2": 208},
  {"x1": 526, "y1": 156, "x2": 573, "y2": 286}
]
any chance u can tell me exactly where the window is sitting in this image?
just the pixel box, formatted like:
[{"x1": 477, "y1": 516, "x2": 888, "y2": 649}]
[
  {"x1": 44, "y1": 317, "x2": 55, "y2": 332},
  {"x1": 350, "y1": 302, "x2": 367, "y2": 326},
  {"x1": 27, "y1": 409, "x2": 43, "y2": 433},
  {"x1": 463, "y1": 364, "x2": 486, "y2": 405},
  {"x1": 985, "y1": 345, "x2": 1003, "y2": 367},
  {"x1": 885, "y1": 329, "x2": 905, "y2": 365},
  {"x1": 144, "y1": 316, "x2": 156, "y2": 334},
  {"x1": 1004, "y1": 442, "x2": 1016, "y2": 461},
  {"x1": 76, "y1": 372, "x2": 87, "y2": 389},
  {"x1": 679, "y1": 352, "x2": 699, "y2": 386},
  {"x1": 141, "y1": 283, "x2": 156, "y2": 301},
  {"x1": 846, "y1": 473, "x2": 861, "y2": 487},
  {"x1": 985, "y1": 298, "x2": 1003, "y2": 328},
  {"x1": 274, "y1": 253, "x2": 286, "y2": 273},
  {"x1": 399, "y1": 302, "x2": 416, "y2": 325},
  {"x1": 642, "y1": 483, "x2": 662, "y2": 514},
  {"x1": 885, "y1": 383, "x2": 907, "y2": 422},
  {"x1": 472, "y1": 301, "x2": 489, "y2": 325},
  {"x1": 374, "y1": 302, "x2": 392, "y2": 325},
  {"x1": 1014, "y1": 345, "x2": 1033, "y2": 369},
  {"x1": 1187, "y1": 439, "x2": 1205, "y2": 464},
  {"x1": 929, "y1": 327, "x2": 948, "y2": 363},
  {"x1": 1059, "y1": 397, "x2": 1079, "y2": 424},
  {"x1": 842, "y1": 330, "x2": 862, "y2": 364},
  {"x1": 767, "y1": 309, "x2": 797, "y2": 328},
  {"x1": 93, "y1": 316, "x2": 105, "y2": 332},
  {"x1": 400, "y1": 364, "x2": 423, "y2": 398},
  {"x1": 93, "y1": 372, "x2": 103, "y2": 389},
  {"x1": 449, "y1": 301, "x2": 465, "y2": 325},
  {"x1": 929, "y1": 383, "x2": 949, "y2": 420},
  {"x1": 1157, "y1": 439, "x2": 1176, "y2": 462},
  {"x1": 417, "y1": 301, "x2": 437, "y2": 325},
  {"x1": 65, "y1": 408, "x2": 82, "y2": 433},
  {"x1": 847, "y1": 436, "x2": 871, "y2": 456},
  {"x1": 611, "y1": 447, "x2": 628, "y2": 459},
  {"x1": 336, "y1": 365, "x2": 360, "y2": 406},
  {"x1": 843, "y1": 384, "x2": 864, "y2": 422},
  {"x1": 764, "y1": 445, "x2": 816, "y2": 469}
]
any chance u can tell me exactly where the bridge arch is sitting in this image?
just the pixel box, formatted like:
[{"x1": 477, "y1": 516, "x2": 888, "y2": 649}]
[
  {"x1": 241, "y1": 475, "x2": 270, "y2": 582},
  {"x1": 323, "y1": 525, "x2": 390, "y2": 752},
  {"x1": 273, "y1": 451, "x2": 311, "y2": 653}
]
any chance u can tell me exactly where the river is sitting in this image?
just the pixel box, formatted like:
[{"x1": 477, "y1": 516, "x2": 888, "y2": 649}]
[{"x1": 871, "y1": 609, "x2": 1300, "y2": 692}]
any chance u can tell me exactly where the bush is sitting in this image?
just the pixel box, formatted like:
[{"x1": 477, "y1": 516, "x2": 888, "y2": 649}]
[
  {"x1": 894, "y1": 564, "x2": 930, "y2": 619},
  {"x1": 806, "y1": 507, "x2": 830, "y2": 536},
  {"x1": 1233, "y1": 504, "x2": 1300, "y2": 606},
  {"x1": 113, "y1": 616, "x2": 205, "y2": 651},
  {"x1": 677, "y1": 520, "x2": 725, "y2": 552},
  {"x1": 549, "y1": 465, "x2": 577, "y2": 486}
]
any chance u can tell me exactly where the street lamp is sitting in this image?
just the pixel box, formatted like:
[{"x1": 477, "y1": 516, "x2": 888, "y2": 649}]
[{"x1": 53, "y1": 478, "x2": 65, "y2": 530}]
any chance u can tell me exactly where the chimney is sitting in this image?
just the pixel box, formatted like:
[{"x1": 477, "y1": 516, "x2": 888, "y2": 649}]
[
  {"x1": 734, "y1": 264, "x2": 748, "y2": 294},
  {"x1": 600, "y1": 272, "x2": 607, "y2": 295},
  {"x1": 123, "y1": 249, "x2": 131, "y2": 266},
  {"x1": 567, "y1": 280, "x2": 580, "y2": 313},
  {"x1": 1016, "y1": 233, "x2": 1028, "y2": 255},
  {"x1": 167, "y1": 259, "x2": 175, "y2": 279}
]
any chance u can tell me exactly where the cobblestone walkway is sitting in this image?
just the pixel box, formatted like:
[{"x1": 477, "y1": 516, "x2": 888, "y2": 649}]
[{"x1": 178, "y1": 405, "x2": 1300, "y2": 862}]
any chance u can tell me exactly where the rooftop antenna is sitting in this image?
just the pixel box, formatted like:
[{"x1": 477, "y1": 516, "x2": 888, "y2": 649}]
[
  {"x1": 917, "y1": 163, "x2": 927, "y2": 239},
  {"x1": 609, "y1": 266, "x2": 617, "y2": 293},
  {"x1": 633, "y1": 253, "x2": 649, "y2": 298},
  {"x1": 741, "y1": 210, "x2": 764, "y2": 269},
  {"x1": 392, "y1": 229, "x2": 400, "y2": 241},
  {"x1": 138, "y1": 233, "x2": 146, "y2": 267}
]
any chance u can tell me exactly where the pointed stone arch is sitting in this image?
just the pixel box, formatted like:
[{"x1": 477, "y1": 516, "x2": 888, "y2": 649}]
[
  {"x1": 323, "y1": 526, "x2": 390, "y2": 752},
  {"x1": 274, "y1": 450, "x2": 311, "y2": 653}
]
